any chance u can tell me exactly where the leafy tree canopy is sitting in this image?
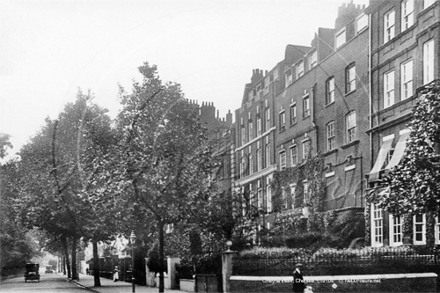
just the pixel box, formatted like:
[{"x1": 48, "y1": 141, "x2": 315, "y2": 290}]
[{"x1": 374, "y1": 81, "x2": 440, "y2": 215}]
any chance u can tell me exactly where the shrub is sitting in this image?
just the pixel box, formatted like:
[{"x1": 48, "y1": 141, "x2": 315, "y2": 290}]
[{"x1": 239, "y1": 247, "x2": 309, "y2": 259}]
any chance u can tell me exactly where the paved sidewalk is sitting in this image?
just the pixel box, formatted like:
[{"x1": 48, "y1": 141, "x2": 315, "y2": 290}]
[{"x1": 69, "y1": 273, "x2": 189, "y2": 293}]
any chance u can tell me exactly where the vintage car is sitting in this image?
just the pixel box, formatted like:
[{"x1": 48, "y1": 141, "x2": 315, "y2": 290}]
[
  {"x1": 45, "y1": 266, "x2": 53, "y2": 274},
  {"x1": 24, "y1": 263, "x2": 40, "y2": 282}
]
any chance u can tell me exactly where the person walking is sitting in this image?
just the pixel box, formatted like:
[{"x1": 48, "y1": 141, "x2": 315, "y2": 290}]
[
  {"x1": 292, "y1": 263, "x2": 306, "y2": 293},
  {"x1": 113, "y1": 266, "x2": 120, "y2": 282}
]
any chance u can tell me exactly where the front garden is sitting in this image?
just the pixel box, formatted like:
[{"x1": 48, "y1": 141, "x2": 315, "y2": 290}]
[{"x1": 233, "y1": 245, "x2": 440, "y2": 277}]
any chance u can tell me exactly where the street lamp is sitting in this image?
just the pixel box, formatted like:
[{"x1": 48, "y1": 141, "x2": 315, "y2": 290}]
[{"x1": 130, "y1": 231, "x2": 136, "y2": 293}]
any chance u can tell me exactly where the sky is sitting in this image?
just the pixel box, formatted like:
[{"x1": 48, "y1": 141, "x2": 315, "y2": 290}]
[{"x1": 0, "y1": 0, "x2": 369, "y2": 156}]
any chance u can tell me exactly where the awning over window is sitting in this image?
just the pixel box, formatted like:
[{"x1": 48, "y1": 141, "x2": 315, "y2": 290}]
[
  {"x1": 385, "y1": 131, "x2": 411, "y2": 170},
  {"x1": 369, "y1": 136, "x2": 394, "y2": 181}
]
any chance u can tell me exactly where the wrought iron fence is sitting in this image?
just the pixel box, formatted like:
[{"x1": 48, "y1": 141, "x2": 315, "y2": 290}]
[{"x1": 232, "y1": 246, "x2": 440, "y2": 277}]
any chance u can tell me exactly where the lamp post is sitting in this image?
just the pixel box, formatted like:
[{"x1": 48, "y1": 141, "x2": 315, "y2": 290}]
[{"x1": 130, "y1": 231, "x2": 136, "y2": 293}]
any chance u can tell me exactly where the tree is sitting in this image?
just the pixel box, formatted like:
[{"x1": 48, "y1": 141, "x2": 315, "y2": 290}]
[
  {"x1": 114, "y1": 62, "x2": 215, "y2": 292},
  {"x1": 0, "y1": 133, "x2": 13, "y2": 159},
  {"x1": 0, "y1": 157, "x2": 41, "y2": 275},
  {"x1": 14, "y1": 90, "x2": 122, "y2": 284},
  {"x1": 374, "y1": 80, "x2": 440, "y2": 215}
]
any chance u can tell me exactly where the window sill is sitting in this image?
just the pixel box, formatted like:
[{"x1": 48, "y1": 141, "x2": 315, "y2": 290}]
[
  {"x1": 341, "y1": 139, "x2": 360, "y2": 149},
  {"x1": 345, "y1": 89, "x2": 356, "y2": 97},
  {"x1": 325, "y1": 101, "x2": 335, "y2": 108},
  {"x1": 323, "y1": 149, "x2": 338, "y2": 156},
  {"x1": 303, "y1": 114, "x2": 310, "y2": 120}
]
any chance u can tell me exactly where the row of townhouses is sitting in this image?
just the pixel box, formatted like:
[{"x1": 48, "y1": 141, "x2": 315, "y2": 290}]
[
  {"x1": 87, "y1": 1, "x2": 440, "y2": 259},
  {"x1": 212, "y1": 0, "x2": 440, "y2": 248}
]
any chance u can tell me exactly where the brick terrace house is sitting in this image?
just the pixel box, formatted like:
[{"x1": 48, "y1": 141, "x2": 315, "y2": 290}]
[
  {"x1": 234, "y1": 67, "x2": 280, "y2": 234},
  {"x1": 272, "y1": 2, "x2": 370, "y2": 241},
  {"x1": 233, "y1": 2, "x2": 372, "y2": 245},
  {"x1": 366, "y1": 0, "x2": 440, "y2": 247}
]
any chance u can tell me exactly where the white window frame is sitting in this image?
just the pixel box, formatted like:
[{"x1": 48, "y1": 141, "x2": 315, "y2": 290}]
[
  {"x1": 356, "y1": 13, "x2": 368, "y2": 33},
  {"x1": 389, "y1": 215, "x2": 403, "y2": 246},
  {"x1": 326, "y1": 77, "x2": 335, "y2": 105},
  {"x1": 279, "y1": 110, "x2": 286, "y2": 131},
  {"x1": 423, "y1": 39, "x2": 435, "y2": 85},
  {"x1": 279, "y1": 150, "x2": 286, "y2": 170},
  {"x1": 346, "y1": 111, "x2": 357, "y2": 143},
  {"x1": 327, "y1": 121, "x2": 336, "y2": 151},
  {"x1": 336, "y1": 28, "x2": 346, "y2": 48},
  {"x1": 401, "y1": 60, "x2": 413, "y2": 100},
  {"x1": 285, "y1": 67, "x2": 293, "y2": 88},
  {"x1": 309, "y1": 50, "x2": 317, "y2": 69},
  {"x1": 290, "y1": 145, "x2": 298, "y2": 167},
  {"x1": 346, "y1": 64, "x2": 356, "y2": 93},
  {"x1": 424, "y1": 0, "x2": 436, "y2": 9},
  {"x1": 241, "y1": 125, "x2": 246, "y2": 145},
  {"x1": 303, "y1": 95, "x2": 310, "y2": 118},
  {"x1": 384, "y1": 9, "x2": 395, "y2": 43},
  {"x1": 265, "y1": 143, "x2": 271, "y2": 168},
  {"x1": 413, "y1": 214, "x2": 426, "y2": 245},
  {"x1": 265, "y1": 107, "x2": 271, "y2": 132},
  {"x1": 249, "y1": 153, "x2": 253, "y2": 175},
  {"x1": 384, "y1": 70, "x2": 395, "y2": 108},
  {"x1": 371, "y1": 203, "x2": 384, "y2": 247},
  {"x1": 296, "y1": 60, "x2": 304, "y2": 79},
  {"x1": 401, "y1": 0, "x2": 414, "y2": 31},
  {"x1": 290, "y1": 103, "x2": 297, "y2": 125},
  {"x1": 257, "y1": 147, "x2": 262, "y2": 171}
]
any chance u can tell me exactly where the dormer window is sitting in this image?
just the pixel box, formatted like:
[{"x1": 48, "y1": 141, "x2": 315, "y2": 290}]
[
  {"x1": 356, "y1": 13, "x2": 368, "y2": 33},
  {"x1": 273, "y1": 68, "x2": 279, "y2": 81},
  {"x1": 309, "y1": 51, "x2": 317, "y2": 69},
  {"x1": 336, "y1": 28, "x2": 346, "y2": 48},
  {"x1": 264, "y1": 76, "x2": 270, "y2": 95},
  {"x1": 285, "y1": 67, "x2": 293, "y2": 88},
  {"x1": 296, "y1": 61, "x2": 304, "y2": 79}
]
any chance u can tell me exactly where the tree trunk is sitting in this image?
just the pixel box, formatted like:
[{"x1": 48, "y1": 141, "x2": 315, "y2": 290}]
[
  {"x1": 158, "y1": 220, "x2": 165, "y2": 293},
  {"x1": 71, "y1": 235, "x2": 78, "y2": 280},
  {"x1": 62, "y1": 236, "x2": 71, "y2": 278},
  {"x1": 93, "y1": 240, "x2": 101, "y2": 287}
]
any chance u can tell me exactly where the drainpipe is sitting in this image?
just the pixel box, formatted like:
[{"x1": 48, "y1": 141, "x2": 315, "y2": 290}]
[
  {"x1": 368, "y1": 12, "x2": 373, "y2": 198},
  {"x1": 311, "y1": 83, "x2": 317, "y2": 151}
]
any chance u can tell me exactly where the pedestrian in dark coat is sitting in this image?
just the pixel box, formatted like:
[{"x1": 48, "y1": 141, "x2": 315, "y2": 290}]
[{"x1": 292, "y1": 263, "x2": 306, "y2": 293}]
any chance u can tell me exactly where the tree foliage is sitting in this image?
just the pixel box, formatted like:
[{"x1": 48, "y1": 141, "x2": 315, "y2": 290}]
[
  {"x1": 0, "y1": 133, "x2": 13, "y2": 159},
  {"x1": 0, "y1": 158, "x2": 41, "y2": 273},
  {"x1": 112, "y1": 62, "x2": 216, "y2": 291},
  {"x1": 13, "y1": 90, "x2": 121, "y2": 282},
  {"x1": 375, "y1": 81, "x2": 440, "y2": 215}
]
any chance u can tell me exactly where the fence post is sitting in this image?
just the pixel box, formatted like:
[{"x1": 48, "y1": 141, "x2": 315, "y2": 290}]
[{"x1": 222, "y1": 249, "x2": 237, "y2": 293}]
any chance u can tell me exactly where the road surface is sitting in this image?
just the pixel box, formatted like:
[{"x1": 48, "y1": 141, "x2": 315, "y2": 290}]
[{"x1": 0, "y1": 273, "x2": 87, "y2": 293}]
